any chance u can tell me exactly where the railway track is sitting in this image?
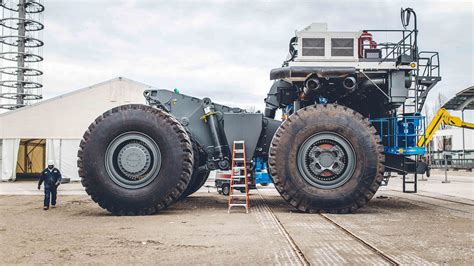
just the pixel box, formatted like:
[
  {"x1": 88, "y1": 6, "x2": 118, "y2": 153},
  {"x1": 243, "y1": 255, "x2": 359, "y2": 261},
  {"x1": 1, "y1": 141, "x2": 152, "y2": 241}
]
[
  {"x1": 384, "y1": 189, "x2": 474, "y2": 214},
  {"x1": 319, "y1": 213, "x2": 400, "y2": 265},
  {"x1": 402, "y1": 192, "x2": 474, "y2": 207},
  {"x1": 253, "y1": 192, "x2": 310, "y2": 265},
  {"x1": 255, "y1": 190, "x2": 400, "y2": 265}
]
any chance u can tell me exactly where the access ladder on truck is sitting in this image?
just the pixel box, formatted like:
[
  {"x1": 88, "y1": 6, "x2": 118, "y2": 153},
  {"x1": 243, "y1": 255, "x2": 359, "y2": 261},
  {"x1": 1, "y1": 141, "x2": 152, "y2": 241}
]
[
  {"x1": 402, "y1": 158, "x2": 418, "y2": 193},
  {"x1": 397, "y1": 110, "x2": 419, "y2": 193},
  {"x1": 228, "y1": 141, "x2": 250, "y2": 213},
  {"x1": 398, "y1": 52, "x2": 440, "y2": 192}
]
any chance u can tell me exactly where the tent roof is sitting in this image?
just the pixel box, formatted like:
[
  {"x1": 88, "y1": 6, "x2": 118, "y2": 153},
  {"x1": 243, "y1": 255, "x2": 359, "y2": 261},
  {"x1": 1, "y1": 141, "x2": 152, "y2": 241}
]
[
  {"x1": 0, "y1": 76, "x2": 153, "y2": 139},
  {"x1": 442, "y1": 86, "x2": 474, "y2": 111},
  {"x1": 0, "y1": 77, "x2": 152, "y2": 118}
]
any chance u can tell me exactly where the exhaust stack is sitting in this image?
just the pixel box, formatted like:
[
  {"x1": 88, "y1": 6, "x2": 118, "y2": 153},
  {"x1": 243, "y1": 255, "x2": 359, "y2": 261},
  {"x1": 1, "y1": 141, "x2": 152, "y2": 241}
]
[
  {"x1": 304, "y1": 78, "x2": 321, "y2": 95},
  {"x1": 342, "y1": 77, "x2": 357, "y2": 92}
]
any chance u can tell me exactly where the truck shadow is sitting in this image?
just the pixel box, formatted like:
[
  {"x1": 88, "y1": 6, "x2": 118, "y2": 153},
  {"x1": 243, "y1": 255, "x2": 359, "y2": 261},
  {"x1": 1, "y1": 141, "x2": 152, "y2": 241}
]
[
  {"x1": 255, "y1": 193, "x2": 432, "y2": 215},
  {"x1": 72, "y1": 191, "x2": 433, "y2": 217}
]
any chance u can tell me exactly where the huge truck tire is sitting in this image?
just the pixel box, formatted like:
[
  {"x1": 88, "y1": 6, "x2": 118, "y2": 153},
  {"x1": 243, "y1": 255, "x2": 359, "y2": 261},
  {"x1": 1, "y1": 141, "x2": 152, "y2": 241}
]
[
  {"x1": 268, "y1": 104, "x2": 384, "y2": 213},
  {"x1": 181, "y1": 169, "x2": 210, "y2": 198},
  {"x1": 77, "y1": 104, "x2": 193, "y2": 215},
  {"x1": 180, "y1": 138, "x2": 211, "y2": 199}
]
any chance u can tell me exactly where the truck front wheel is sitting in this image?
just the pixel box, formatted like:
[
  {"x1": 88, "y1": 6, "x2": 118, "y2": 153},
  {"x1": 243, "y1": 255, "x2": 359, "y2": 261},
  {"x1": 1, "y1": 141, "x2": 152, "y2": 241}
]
[
  {"x1": 268, "y1": 104, "x2": 384, "y2": 213},
  {"x1": 77, "y1": 104, "x2": 193, "y2": 215}
]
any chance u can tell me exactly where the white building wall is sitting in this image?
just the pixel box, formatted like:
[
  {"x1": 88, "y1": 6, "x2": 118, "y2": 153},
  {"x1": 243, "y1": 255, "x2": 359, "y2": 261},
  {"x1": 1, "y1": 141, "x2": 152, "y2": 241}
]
[
  {"x1": 431, "y1": 110, "x2": 474, "y2": 152},
  {"x1": 433, "y1": 128, "x2": 474, "y2": 151}
]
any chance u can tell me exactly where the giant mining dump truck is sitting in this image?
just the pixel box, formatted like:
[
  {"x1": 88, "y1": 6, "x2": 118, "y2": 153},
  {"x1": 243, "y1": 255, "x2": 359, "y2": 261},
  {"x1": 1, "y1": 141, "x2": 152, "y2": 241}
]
[{"x1": 78, "y1": 8, "x2": 441, "y2": 215}]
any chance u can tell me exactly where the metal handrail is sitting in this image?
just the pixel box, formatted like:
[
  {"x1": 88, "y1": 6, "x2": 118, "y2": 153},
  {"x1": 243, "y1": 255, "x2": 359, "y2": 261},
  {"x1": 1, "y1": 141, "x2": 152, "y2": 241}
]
[
  {"x1": 418, "y1": 51, "x2": 440, "y2": 77},
  {"x1": 428, "y1": 149, "x2": 474, "y2": 154},
  {"x1": 380, "y1": 30, "x2": 416, "y2": 62},
  {"x1": 360, "y1": 29, "x2": 416, "y2": 62},
  {"x1": 370, "y1": 115, "x2": 425, "y2": 155},
  {"x1": 430, "y1": 158, "x2": 474, "y2": 170}
]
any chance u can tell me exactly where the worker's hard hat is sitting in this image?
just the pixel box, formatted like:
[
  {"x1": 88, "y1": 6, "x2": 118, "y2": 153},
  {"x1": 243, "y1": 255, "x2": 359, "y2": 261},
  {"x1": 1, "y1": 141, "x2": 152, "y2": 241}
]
[{"x1": 47, "y1": 160, "x2": 54, "y2": 166}]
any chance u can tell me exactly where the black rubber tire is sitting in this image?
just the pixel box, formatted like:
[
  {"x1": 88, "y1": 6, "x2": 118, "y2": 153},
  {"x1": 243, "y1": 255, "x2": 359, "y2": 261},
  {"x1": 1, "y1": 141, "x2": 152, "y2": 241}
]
[
  {"x1": 268, "y1": 104, "x2": 384, "y2": 213},
  {"x1": 222, "y1": 184, "x2": 230, "y2": 196},
  {"x1": 77, "y1": 104, "x2": 193, "y2": 215},
  {"x1": 192, "y1": 170, "x2": 210, "y2": 192},
  {"x1": 180, "y1": 137, "x2": 211, "y2": 199},
  {"x1": 180, "y1": 167, "x2": 210, "y2": 198}
]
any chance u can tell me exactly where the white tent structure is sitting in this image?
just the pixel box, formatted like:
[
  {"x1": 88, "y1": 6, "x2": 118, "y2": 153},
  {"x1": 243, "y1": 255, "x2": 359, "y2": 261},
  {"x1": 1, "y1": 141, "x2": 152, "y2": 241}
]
[{"x1": 0, "y1": 77, "x2": 151, "y2": 181}]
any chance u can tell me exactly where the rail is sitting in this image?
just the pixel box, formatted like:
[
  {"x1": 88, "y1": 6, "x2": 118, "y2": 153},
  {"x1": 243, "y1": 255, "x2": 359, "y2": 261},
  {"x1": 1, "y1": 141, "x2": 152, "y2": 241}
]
[
  {"x1": 430, "y1": 158, "x2": 474, "y2": 170},
  {"x1": 371, "y1": 114, "x2": 426, "y2": 155},
  {"x1": 418, "y1": 51, "x2": 440, "y2": 78},
  {"x1": 362, "y1": 29, "x2": 416, "y2": 62},
  {"x1": 428, "y1": 149, "x2": 474, "y2": 155}
]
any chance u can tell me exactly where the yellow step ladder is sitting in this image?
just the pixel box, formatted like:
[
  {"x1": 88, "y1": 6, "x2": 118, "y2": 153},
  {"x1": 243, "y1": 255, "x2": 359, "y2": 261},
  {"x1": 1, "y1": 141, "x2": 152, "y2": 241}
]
[{"x1": 228, "y1": 141, "x2": 250, "y2": 213}]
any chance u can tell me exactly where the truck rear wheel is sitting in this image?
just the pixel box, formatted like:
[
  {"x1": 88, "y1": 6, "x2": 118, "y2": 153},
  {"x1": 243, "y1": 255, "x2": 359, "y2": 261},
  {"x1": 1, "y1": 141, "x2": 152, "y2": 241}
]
[
  {"x1": 268, "y1": 104, "x2": 384, "y2": 213},
  {"x1": 77, "y1": 104, "x2": 193, "y2": 215},
  {"x1": 180, "y1": 137, "x2": 210, "y2": 199},
  {"x1": 181, "y1": 169, "x2": 210, "y2": 198}
]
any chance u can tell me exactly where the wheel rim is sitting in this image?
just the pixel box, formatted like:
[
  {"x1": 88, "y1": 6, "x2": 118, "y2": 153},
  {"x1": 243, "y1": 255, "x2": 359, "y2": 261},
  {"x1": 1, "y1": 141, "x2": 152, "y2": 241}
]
[
  {"x1": 105, "y1": 132, "x2": 162, "y2": 189},
  {"x1": 297, "y1": 132, "x2": 356, "y2": 189}
]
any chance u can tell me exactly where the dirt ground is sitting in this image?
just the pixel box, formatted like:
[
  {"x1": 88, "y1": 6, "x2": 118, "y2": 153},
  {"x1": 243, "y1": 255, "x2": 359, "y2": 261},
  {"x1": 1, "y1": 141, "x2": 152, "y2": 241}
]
[{"x1": 0, "y1": 174, "x2": 473, "y2": 264}]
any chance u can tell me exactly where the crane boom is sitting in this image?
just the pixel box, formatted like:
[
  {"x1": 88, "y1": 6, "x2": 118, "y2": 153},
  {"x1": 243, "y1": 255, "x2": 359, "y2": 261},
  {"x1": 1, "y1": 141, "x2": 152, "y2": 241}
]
[{"x1": 417, "y1": 108, "x2": 474, "y2": 147}]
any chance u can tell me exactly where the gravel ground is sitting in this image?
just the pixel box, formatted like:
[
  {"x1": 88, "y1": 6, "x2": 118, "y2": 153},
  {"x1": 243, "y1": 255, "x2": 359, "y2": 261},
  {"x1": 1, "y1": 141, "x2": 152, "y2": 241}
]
[{"x1": 0, "y1": 176, "x2": 473, "y2": 264}]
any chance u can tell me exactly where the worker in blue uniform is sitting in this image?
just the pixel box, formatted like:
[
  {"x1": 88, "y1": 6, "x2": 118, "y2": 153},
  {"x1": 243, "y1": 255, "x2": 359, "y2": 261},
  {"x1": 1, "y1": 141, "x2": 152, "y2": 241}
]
[{"x1": 38, "y1": 160, "x2": 62, "y2": 210}]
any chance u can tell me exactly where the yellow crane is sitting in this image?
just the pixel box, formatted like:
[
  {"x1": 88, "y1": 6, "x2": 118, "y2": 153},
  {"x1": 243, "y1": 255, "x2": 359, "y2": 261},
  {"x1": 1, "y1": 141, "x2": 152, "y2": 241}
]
[{"x1": 417, "y1": 108, "x2": 474, "y2": 147}]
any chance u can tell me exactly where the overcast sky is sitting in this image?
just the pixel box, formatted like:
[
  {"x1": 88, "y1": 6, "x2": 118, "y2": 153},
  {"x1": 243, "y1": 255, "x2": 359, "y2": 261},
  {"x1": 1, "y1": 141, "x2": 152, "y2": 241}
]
[{"x1": 39, "y1": 0, "x2": 472, "y2": 111}]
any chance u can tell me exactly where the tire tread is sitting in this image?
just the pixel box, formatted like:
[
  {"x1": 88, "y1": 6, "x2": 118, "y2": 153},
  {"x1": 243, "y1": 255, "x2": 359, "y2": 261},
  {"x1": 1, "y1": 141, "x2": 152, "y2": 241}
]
[
  {"x1": 268, "y1": 104, "x2": 384, "y2": 214},
  {"x1": 77, "y1": 104, "x2": 193, "y2": 215}
]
